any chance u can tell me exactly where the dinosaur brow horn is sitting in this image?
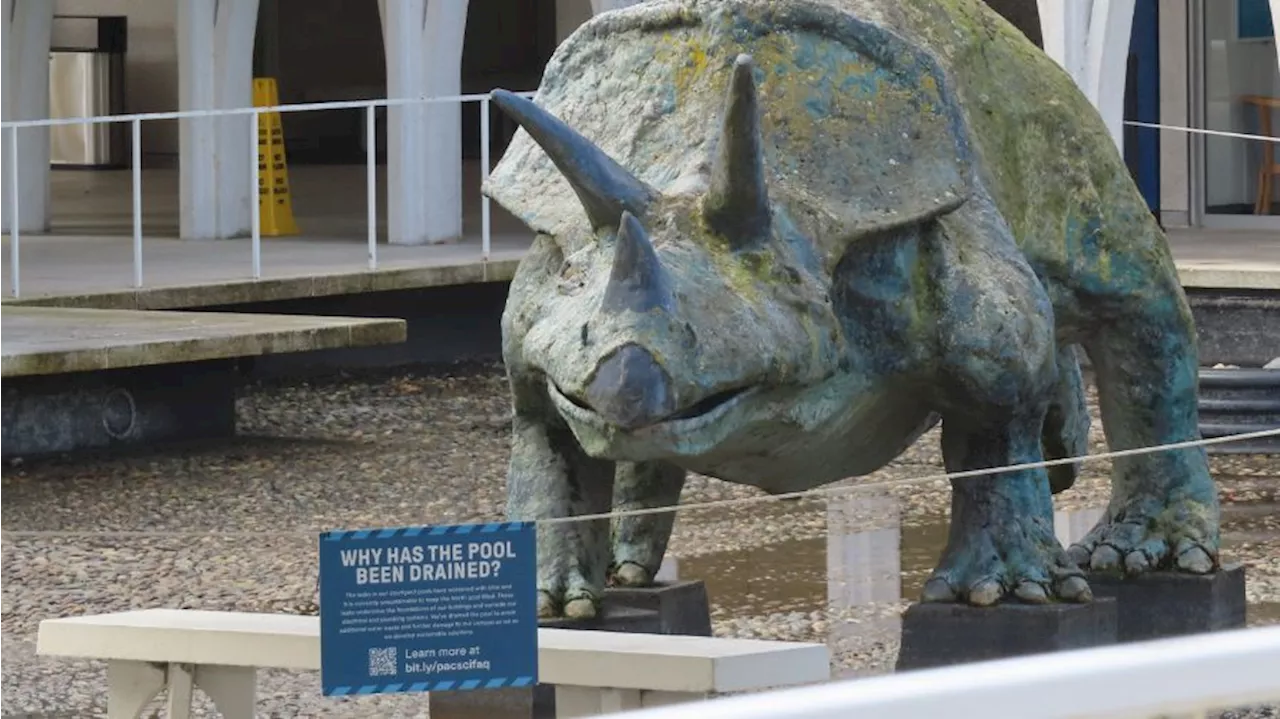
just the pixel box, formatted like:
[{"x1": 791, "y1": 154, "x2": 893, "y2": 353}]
[
  {"x1": 490, "y1": 89, "x2": 658, "y2": 231},
  {"x1": 703, "y1": 54, "x2": 771, "y2": 247}
]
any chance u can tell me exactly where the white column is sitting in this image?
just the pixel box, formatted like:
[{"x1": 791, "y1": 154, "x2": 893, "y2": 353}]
[
  {"x1": 177, "y1": 0, "x2": 259, "y2": 240},
  {"x1": 378, "y1": 0, "x2": 470, "y2": 246},
  {"x1": 213, "y1": 0, "x2": 259, "y2": 239},
  {"x1": 1037, "y1": 0, "x2": 1136, "y2": 154},
  {"x1": 1, "y1": 0, "x2": 54, "y2": 234},
  {"x1": 177, "y1": 0, "x2": 218, "y2": 240}
]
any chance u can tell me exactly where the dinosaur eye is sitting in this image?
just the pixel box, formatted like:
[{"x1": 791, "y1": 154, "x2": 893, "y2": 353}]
[{"x1": 556, "y1": 259, "x2": 586, "y2": 293}]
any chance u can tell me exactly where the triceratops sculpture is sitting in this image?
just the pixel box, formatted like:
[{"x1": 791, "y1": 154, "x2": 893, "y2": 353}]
[{"x1": 483, "y1": 0, "x2": 1219, "y2": 620}]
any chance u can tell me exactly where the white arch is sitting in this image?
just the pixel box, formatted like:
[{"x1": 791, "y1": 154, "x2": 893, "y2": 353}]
[
  {"x1": 1037, "y1": 0, "x2": 1136, "y2": 154},
  {"x1": 378, "y1": 0, "x2": 470, "y2": 246}
]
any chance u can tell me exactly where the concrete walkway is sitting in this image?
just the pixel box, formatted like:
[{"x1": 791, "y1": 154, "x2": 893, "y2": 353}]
[
  {"x1": 1166, "y1": 228, "x2": 1280, "y2": 290},
  {"x1": 2, "y1": 163, "x2": 533, "y2": 308},
  {"x1": 1, "y1": 166, "x2": 1276, "y2": 308}
]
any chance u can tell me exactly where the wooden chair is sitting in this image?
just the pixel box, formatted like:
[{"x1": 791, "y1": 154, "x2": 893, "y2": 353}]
[{"x1": 1242, "y1": 95, "x2": 1280, "y2": 215}]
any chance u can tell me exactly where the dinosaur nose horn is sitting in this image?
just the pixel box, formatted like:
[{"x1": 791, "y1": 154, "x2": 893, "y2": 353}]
[
  {"x1": 585, "y1": 344, "x2": 677, "y2": 430},
  {"x1": 602, "y1": 211, "x2": 672, "y2": 314}
]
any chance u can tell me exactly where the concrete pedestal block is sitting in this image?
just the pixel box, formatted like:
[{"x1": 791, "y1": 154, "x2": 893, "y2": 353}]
[
  {"x1": 603, "y1": 580, "x2": 713, "y2": 637},
  {"x1": 430, "y1": 581, "x2": 712, "y2": 718},
  {"x1": 1086, "y1": 563, "x2": 1246, "y2": 642},
  {"x1": 425, "y1": 684, "x2": 558, "y2": 719},
  {"x1": 895, "y1": 598, "x2": 1118, "y2": 672},
  {"x1": 1, "y1": 360, "x2": 237, "y2": 458}
]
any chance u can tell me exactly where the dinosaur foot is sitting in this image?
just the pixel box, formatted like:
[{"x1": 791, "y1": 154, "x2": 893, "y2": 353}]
[
  {"x1": 607, "y1": 561, "x2": 652, "y2": 588},
  {"x1": 1065, "y1": 496, "x2": 1220, "y2": 576},
  {"x1": 921, "y1": 519, "x2": 1091, "y2": 606},
  {"x1": 536, "y1": 590, "x2": 600, "y2": 620}
]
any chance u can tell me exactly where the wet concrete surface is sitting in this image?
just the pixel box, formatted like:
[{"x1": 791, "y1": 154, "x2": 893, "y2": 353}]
[{"x1": 679, "y1": 472, "x2": 1280, "y2": 682}]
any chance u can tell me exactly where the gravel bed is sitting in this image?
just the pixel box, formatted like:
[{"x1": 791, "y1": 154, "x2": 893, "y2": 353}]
[{"x1": 2, "y1": 362, "x2": 1278, "y2": 717}]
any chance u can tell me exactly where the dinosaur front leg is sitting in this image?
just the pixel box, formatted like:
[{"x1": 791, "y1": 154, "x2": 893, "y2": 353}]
[
  {"x1": 922, "y1": 416, "x2": 1092, "y2": 604},
  {"x1": 1069, "y1": 293, "x2": 1219, "y2": 576},
  {"x1": 507, "y1": 414, "x2": 615, "y2": 620},
  {"x1": 610, "y1": 461, "x2": 686, "y2": 586}
]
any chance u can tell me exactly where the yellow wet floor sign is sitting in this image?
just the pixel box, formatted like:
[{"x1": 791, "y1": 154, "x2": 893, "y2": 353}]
[{"x1": 253, "y1": 77, "x2": 300, "y2": 236}]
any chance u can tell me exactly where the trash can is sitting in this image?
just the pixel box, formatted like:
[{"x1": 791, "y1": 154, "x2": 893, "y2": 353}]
[{"x1": 48, "y1": 15, "x2": 127, "y2": 168}]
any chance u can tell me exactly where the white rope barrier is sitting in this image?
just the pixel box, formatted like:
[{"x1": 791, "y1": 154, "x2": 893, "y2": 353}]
[
  {"x1": 3, "y1": 426, "x2": 1276, "y2": 539},
  {"x1": 1123, "y1": 119, "x2": 1280, "y2": 143}
]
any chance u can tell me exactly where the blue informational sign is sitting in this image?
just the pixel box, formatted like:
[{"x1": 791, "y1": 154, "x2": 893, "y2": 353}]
[{"x1": 318, "y1": 521, "x2": 538, "y2": 696}]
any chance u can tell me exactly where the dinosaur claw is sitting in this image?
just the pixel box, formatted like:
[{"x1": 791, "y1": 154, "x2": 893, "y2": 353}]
[
  {"x1": 921, "y1": 578, "x2": 957, "y2": 603},
  {"x1": 1056, "y1": 575, "x2": 1092, "y2": 602},
  {"x1": 1124, "y1": 550, "x2": 1151, "y2": 574},
  {"x1": 611, "y1": 561, "x2": 652, "y2": 587},
  {"x1": 1065, "y1": 543, "x2": 1093, "y2": 568},
  {"x1": 1089, "y1": 544, "x2": 1123, "y2": 573},
  {"x1": 564, "y1": 596, "x2": 599, "y2": 620},
  {"x1": 967, "y1": 579, "x2": 1003, "y2": 606},
  {"x1": 1014, "y1": 581, "x2": 1049, "y2": 604},
  {"x1": 1175, "y1": 544, "x2": 1214, "y2": 574}
]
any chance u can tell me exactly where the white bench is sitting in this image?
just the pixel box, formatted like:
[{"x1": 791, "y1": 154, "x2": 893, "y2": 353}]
[{"x1": 36, "y1": 609, "x2": 830, "y2": 719}]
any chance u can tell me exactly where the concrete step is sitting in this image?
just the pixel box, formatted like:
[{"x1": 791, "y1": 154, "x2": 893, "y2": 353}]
[
  {"x1": 1, "y1": 305, "x2": 405, "y2": 377},
  {"x1": 1, "y1": 306, "x2": 406, "y2": 457}
]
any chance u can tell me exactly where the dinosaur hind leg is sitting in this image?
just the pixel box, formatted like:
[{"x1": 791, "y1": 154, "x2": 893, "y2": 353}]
[
  {"x1": 1043, "y1": 344, "x2": 1090, "y2": 495},
  {"x1": 1066, "y1": 229, "x2": 1219, "y2": 576}
]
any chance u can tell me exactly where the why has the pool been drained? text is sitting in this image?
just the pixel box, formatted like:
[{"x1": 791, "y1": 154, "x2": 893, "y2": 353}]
[{"x1": 339, "y1": 540, "x2": 520, "y2": 585}]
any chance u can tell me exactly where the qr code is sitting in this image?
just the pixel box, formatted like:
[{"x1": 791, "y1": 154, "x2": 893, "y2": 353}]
[{"x1": 368, "y1": 646, "x2": 398, "y2": 677}]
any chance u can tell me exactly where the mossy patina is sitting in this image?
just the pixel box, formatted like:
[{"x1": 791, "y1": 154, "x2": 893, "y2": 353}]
[{"x1": 484, "y1": 0, "x2": 1219, "y2": 619}]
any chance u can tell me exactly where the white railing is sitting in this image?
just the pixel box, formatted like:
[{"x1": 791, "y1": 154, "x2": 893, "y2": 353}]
[
  {"x1": 2, "y1": 102, "x2": 1278, "y2": 300},
  {"x1": 0, "y1": 90, "x2": 536, "y2": 298},
  {"x1": 613, "y1": 624, "x2": 1280, "y2": 719}
]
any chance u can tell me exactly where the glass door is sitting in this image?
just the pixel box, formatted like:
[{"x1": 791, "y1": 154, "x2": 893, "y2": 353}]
[{"x1": 1191, "y1": 0, "x2": 1279, "y2": 228}]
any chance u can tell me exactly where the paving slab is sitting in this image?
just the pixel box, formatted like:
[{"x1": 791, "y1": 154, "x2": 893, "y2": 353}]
[
  {"x1": 1166, "y1": 229, "x2": 1280, "y2": 290},
  {"x1": 1, "y1": 306, "x2": 406, "y2": 377}
]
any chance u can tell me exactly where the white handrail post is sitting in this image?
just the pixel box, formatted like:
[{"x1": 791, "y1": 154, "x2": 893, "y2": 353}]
[
  {"x1": 249, "y1": 109, "x2": 261, "y2": 280},
  {"x1": 366, "y1": 103, "x2": 377, "y2": 271},
  {"x1": 480, "y1": 96, "x2": 492, "y2": 263},
  {"x1": 131, "y1": 119, "x2": 144, "y2": 288},
  {"x1": 8, "y1": 125, "x2": 20, "y2": 298}
]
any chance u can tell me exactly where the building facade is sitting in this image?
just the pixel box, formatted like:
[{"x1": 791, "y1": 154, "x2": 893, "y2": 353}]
[
  {"x1": 2, "y1": 0, "x2": 1278, "y2": 242},
  {"x1": 1156, "y1": 0, "x2": 1278, "y2": 229}
]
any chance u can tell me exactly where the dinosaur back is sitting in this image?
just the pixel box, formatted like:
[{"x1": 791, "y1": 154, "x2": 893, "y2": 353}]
[{"x1": 486, "y1": 0, "x2": 976, "y2": 263}]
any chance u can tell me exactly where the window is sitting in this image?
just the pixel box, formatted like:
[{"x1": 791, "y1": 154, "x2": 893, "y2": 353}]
[{"x1": 1237, "y1": 0, "x2": 1276, "y2": 40}]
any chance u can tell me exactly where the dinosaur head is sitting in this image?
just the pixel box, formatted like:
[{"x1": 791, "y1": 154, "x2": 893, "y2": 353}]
[{"x1": 491, "y1": 55, "x2": 847, "y2": 462}]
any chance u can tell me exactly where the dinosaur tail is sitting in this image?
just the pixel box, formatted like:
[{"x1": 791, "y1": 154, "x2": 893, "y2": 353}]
[{"x1": 1042, "y1": 345, "x2": 1091, "y2": 494}]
